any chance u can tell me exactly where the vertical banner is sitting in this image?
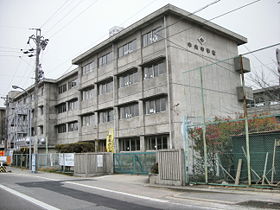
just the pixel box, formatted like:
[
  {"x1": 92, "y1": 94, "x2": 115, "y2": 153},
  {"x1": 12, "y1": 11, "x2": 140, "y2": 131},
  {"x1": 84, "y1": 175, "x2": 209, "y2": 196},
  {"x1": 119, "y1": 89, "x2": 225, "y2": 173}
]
[{"x1": 106, "y1": 128, "x2": 114, "y2": 153}]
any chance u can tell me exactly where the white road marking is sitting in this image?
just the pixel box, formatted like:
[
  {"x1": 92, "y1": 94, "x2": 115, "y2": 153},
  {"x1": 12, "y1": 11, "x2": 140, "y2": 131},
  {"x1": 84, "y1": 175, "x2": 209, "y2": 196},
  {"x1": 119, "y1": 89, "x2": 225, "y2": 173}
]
[
  {"x1": 0, "y1": 184, "x2": 60, "y2": 210},
  {"x1": 65, "y1": 181, "x2": 169, "y2": 203}
]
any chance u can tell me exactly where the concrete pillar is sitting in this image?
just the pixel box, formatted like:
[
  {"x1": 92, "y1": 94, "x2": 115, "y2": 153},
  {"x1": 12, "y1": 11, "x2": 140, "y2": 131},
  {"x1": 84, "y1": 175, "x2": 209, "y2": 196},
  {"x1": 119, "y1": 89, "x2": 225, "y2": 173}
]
[{"x1": 140, "y1": 135, "x2": 145, "y2": 152}]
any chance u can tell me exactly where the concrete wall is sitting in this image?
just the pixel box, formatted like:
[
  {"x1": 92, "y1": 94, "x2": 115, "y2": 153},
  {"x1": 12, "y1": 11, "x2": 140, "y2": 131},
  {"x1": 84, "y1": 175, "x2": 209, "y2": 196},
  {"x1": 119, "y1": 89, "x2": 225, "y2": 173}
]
[
  {"x1": 74, "y1": 152, "x2": 113, "y2": 177},
  {"x1": 166, "y1": 15, "x2": 243, "y2": 149},
  {"x1": 149, "y1": 149, "x2": 185, "y2": 186}
]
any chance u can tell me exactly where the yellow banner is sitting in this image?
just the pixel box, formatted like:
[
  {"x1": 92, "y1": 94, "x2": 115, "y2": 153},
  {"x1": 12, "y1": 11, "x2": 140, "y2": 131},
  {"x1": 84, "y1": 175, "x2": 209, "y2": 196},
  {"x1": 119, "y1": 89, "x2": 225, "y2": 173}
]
[{"x1": 106, "y1": 128, "x2": 114, "y2": 153}]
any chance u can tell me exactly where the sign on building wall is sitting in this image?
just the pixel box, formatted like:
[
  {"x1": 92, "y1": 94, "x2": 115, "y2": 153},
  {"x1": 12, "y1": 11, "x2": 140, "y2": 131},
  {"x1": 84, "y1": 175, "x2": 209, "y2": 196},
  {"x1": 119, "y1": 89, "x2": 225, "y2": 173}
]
[
  {"x1": 97, "y1": 155, "x2": 103, "y2": 167},
  {"x1": 59, "y1": 153, "x2": 75, "y2": 166},
  {"x1": 106, "y1": 128, "x2": 114, "y2": 153}
]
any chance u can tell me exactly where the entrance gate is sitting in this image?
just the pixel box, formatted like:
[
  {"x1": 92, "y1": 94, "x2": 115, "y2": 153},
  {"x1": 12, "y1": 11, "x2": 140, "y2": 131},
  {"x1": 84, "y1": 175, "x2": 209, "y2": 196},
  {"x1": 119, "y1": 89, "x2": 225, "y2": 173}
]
[{"x1": 113, "y1": 152, "x2": 156, "y2": 174}]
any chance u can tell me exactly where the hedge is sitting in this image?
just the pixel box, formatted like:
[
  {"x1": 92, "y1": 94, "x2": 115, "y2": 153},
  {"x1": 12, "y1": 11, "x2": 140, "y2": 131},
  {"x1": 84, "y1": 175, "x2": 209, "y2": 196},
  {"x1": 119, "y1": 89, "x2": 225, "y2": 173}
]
[{"x1": 55, "y1": 142, "x2": 95, "y2": 153}]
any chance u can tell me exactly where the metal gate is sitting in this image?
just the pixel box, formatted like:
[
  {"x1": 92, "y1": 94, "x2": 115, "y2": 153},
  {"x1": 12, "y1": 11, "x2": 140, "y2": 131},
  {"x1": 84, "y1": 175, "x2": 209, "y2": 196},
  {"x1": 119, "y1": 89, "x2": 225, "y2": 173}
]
[{"x1": 113, "y1": 152, "x2": 156, "y2": 174}]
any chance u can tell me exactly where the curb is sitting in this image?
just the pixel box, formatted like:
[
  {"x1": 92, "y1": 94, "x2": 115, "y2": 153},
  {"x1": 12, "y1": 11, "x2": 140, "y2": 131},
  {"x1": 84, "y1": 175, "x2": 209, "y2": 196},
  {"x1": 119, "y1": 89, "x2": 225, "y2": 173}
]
[{"x1": 145, "y1": 183, "x2": 280, "y2": 194}]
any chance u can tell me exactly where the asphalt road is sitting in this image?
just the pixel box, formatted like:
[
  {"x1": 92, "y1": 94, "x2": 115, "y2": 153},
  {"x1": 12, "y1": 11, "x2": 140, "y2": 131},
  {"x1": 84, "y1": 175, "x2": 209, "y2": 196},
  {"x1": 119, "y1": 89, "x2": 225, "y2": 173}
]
[{"x1": 0, "y1": 173, "x2": 209, "y2": 210}]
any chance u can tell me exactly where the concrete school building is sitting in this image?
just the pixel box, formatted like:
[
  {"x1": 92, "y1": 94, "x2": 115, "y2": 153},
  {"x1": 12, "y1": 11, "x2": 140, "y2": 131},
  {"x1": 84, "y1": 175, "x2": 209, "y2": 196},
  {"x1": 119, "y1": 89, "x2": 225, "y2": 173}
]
[{"x1": 5, "y1": 4, "x2": 247, "y2": 153}]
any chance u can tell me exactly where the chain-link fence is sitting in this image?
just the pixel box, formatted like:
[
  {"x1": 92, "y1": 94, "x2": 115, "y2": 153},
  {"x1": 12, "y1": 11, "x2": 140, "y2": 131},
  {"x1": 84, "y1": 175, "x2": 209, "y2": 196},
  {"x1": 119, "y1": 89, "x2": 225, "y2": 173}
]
[
  {"x1": 12, "y1": 153, "x2": 60, "y2": 169},
  {"x1": 182, "y1": 48, "x2": 280, "y2": 186}
]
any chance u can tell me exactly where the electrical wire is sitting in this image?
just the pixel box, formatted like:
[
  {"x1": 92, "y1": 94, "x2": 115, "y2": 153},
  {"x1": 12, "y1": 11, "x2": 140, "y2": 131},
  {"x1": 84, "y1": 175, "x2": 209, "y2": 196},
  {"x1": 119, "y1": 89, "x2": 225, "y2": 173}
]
[
  {"x1": 40, "y1": 0, "x2": 70, "y2": 29},
  {"x1": 44, "y1": 0, "x2": 85, "y2": 35},
  {"x1": 48, "y1": 0, "x2": 99, "y2": 38}
]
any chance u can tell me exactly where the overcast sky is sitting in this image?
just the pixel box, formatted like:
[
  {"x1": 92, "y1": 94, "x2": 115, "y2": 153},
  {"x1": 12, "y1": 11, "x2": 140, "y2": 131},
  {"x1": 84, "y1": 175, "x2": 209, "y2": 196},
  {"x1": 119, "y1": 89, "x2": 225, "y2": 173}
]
[{"x1": 0, "y1": 0, "x2": 279, "y2": 107}]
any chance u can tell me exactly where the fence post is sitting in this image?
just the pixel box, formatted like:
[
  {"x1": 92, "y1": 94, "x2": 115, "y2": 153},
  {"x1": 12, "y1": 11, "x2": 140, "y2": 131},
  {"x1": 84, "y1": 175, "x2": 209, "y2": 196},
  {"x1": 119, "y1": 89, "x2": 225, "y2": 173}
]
[{"x1": 20, "y1": 154, "x2": 23, "y2": 168}]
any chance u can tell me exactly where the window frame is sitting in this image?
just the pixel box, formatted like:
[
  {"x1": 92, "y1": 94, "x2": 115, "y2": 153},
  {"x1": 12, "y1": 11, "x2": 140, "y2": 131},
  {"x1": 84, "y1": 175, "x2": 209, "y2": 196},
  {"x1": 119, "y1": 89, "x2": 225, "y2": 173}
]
[
  {"x1": 119, "y1": 137, "x2": 140, "y2": 151},
  {"x1": 145, "y1": 135, "x2": 168, "y2": 150},
  {"x1": 145, "y1": 97, "x2": 167, "y2": 115},
  {"x1": 119, "y1": 103, "x2": 139, "y2": 119},
  {"x1": 98, "y1": 52, "x2": 113, "y2": 67},
  {"x1": 118, "y1": 39, "x2": 136, "y2": 58},
  {"x1": 143, "y1": 61, "x2": 165, "y2": 80},
  {"x1": 118, "y1": 69, "x2": 139, "y2": 88},
  {"x1": 142, "y1": 27, "x2": 163, "y2": 47}
]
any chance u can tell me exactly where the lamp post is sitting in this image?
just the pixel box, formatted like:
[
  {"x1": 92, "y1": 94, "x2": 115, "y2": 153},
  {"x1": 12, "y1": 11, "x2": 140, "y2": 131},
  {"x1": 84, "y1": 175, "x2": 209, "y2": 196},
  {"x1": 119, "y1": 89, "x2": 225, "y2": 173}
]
[{"x1": 12, "y1": 85, "x2": 33, "y2": 170}]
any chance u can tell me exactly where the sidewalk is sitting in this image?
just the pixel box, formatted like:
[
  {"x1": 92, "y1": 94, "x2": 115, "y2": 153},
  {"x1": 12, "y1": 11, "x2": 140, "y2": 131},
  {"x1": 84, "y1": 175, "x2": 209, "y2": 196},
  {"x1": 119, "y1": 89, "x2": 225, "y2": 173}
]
[{"x1": 5, "y1": 167, "x2": 280, "y2": 209}]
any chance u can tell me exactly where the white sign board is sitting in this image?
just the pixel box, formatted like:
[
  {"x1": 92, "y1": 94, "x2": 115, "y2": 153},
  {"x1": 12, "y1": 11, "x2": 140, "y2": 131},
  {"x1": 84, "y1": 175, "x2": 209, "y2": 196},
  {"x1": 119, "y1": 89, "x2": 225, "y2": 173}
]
[
  {"x1": 59, "y1": 153, "x2": 64, "y2": 166},
  {"x1": 97, "y1": 155, "x2": 103, "y2": 168},
  {"x1": 64, "y1": 153, "x2": 74, "y2": 167},
  {"x1": 31, "y1": 154, "x2": 37, "y2": 172},
  {"x1": 59, "y1": 153, "x2": 75, "y2": 166},
  {"x1": 0, "y1": 156, "x2": 7, "y2": 162}
]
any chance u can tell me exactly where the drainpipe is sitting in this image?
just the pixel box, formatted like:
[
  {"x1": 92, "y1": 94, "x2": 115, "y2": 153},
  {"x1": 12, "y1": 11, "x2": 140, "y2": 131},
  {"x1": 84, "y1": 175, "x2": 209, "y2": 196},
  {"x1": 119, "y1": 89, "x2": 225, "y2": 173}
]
[{"x1": 164, "y1": 15, "x2": 173, "y2": 149}]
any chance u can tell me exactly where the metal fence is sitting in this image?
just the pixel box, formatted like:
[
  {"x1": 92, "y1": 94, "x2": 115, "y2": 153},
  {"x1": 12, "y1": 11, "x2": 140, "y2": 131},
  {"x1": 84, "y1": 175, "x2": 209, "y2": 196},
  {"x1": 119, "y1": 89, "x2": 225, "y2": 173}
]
[
  {"x1": 12, "y1": 153, "x2": 60, "y2": 169},
  {"x1": 182, "y1": 51, "x2": 280, "y2": 186},
  {"x1": 113, "y1": 152, "x2": 156, "y2": 174}
]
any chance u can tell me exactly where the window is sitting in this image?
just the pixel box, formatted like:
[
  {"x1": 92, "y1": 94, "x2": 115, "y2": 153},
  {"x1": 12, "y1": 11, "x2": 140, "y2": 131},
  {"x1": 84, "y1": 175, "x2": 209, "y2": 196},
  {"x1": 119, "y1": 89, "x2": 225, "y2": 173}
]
[
  {"x1": 98, "y1": 80, "x2": 113, "y2": 95},
  {"x1": 119, "y1": 103, "x2": 139, "y2": 119},
  {"x1": 58, "y1": 84, "x2": 67, "y2": 94},
  {"x1": 119, "y1": 70, "x2": 139, "y2": 88},
  {"x1": 68, "y1": 121, "x2": 78, "y2": 131},
  {"x1": 68, "y1": 99, "x2": 78, "y2": 111},
  {"x1": 119, "y1": 137, "x2": 140, "y2": 151},
  {"x1": 82, "y1": 61, "x2": 95, "y2": 75},
  {"x1": 82, "y1": 114, "x2": 95, "y2": 126},
  {"x1": 145, "y1": 97, "x2": 166, "y2": 115},
  {"x1": 118, "y1": 40, "x2": 136, "y2": 57},
  {"x1": 145, "y1": 135, "x2": 168, "y2": 150},
  {"x1": 144, "y1": 61, "x2": 165, "y2": 79},
  {"x1": 98, "y1": 52, "x2": 112, "y2": 67},
  {"x1": 39, "y1": 125, "x2": 43, "y2": 135},
  {"x1": 57, "y1": 124, "x2": 66, "y2": 133},
  {"x1": 82, "y1": 87, "x2": 94, "y2": 100},
  {"x1": 39, "y1": 106, "x2": 44, "y2": 115},
  {"x1": 57, "y1": 103, "x2": 66, "y2": 114},
  {"x1": 98, "y1": 140, "x2": 106, "y2": 152},
  {"x1": 142, "y1": 27, "x2": 163, "y2": 47},
  {"x1": 99, "y1": 109, "x2": 114, "y2": 123},
  {"x1": 68, "y1": 78, "x2": 77, "y2": 89}
]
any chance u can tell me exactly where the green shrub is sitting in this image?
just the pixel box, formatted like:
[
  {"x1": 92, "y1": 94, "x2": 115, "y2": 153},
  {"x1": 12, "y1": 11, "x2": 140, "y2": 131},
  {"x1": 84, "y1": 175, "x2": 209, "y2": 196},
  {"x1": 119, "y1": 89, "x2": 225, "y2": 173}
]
[{"x1": 55, "y1": 142, "x2": 95, "y2": 153}]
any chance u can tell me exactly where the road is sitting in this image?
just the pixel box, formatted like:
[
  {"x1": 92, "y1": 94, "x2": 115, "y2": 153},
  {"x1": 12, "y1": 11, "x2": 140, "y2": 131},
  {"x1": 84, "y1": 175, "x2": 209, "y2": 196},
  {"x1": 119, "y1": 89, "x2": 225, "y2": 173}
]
[
  {"x1": 0, "y1": 172, "x2": 217, "y2": 210},
  {"x1": 1, "y1": 169, "x2": 279, "y2": 210}
]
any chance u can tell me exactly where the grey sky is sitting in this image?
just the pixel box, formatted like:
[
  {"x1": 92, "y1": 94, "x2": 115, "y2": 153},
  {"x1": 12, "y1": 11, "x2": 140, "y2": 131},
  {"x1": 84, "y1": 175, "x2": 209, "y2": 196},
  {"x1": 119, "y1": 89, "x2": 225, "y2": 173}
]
[{"x1": 0, "y1": 0, "x2": 279, "y2": 107}]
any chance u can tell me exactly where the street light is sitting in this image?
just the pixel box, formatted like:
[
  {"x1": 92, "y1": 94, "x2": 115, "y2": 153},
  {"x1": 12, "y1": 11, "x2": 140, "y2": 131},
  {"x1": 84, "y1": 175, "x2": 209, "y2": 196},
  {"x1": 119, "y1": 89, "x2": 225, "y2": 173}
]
[{"x1": 12, "y1": 85, "x2": 33, "y2": 171}]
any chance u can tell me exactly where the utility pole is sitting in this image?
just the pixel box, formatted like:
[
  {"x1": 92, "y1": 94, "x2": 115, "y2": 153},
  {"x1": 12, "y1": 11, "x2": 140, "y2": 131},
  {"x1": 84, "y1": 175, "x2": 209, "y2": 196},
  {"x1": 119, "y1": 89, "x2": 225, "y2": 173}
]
[
  {"x1": 27, "y1": 28, "x2": 48, "y2": 172},
  {"x1": 240, "y1": 55, "x2": 251, "y2": 185}
]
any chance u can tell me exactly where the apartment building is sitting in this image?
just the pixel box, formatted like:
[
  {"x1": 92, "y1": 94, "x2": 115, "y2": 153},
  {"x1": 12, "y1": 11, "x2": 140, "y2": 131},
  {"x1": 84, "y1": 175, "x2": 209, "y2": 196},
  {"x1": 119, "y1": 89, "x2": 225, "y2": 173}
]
[{"x1": 6, "y1": 4, "x2": 247, "y2": 153}]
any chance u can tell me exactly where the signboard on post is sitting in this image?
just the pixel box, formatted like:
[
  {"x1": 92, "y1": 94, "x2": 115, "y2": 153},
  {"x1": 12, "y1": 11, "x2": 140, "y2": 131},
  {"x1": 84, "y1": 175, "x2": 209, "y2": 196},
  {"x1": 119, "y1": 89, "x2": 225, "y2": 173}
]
[
  {"x1": 59, "y1": 153, "x2": 75, "y2": 166},
  {"x1": 276, "y1": 139, "x2": 280, "y2": 147},
  {"x1": 31, "y1": 154, "x2": 37, "y2": 173},
  {"x1": 0, "y1": 156, "x2": 7, "y2": 163},
  {"x1": 64, "y1": 153, "x2": 74, "y2": 167}
]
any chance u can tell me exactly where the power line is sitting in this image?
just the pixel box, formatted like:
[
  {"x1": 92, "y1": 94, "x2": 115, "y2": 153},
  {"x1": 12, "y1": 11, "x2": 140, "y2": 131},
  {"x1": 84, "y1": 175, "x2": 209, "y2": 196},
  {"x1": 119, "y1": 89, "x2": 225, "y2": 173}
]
[
  {"x1": 183, "y1": 43, "x2": 280, "y2": 73},
  {"x1": 45, "y1": 0, "x2": 85, "y2": 35},
  {"x1": 48, "y1": 0, "x2": 99, "y2": 38},
  {"x1": 40, "y1": 0, "x2": 70, "y2": 28},
  {"x1": 158, "y1": 0, "x2": 262, "y2": 53}
]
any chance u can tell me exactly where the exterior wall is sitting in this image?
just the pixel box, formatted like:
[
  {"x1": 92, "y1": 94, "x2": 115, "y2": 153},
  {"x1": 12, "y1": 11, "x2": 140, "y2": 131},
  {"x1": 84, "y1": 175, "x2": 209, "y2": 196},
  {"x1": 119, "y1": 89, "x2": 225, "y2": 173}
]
[{"x1": 166, "y1": 15, "x2": 242, "y2": 149}]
